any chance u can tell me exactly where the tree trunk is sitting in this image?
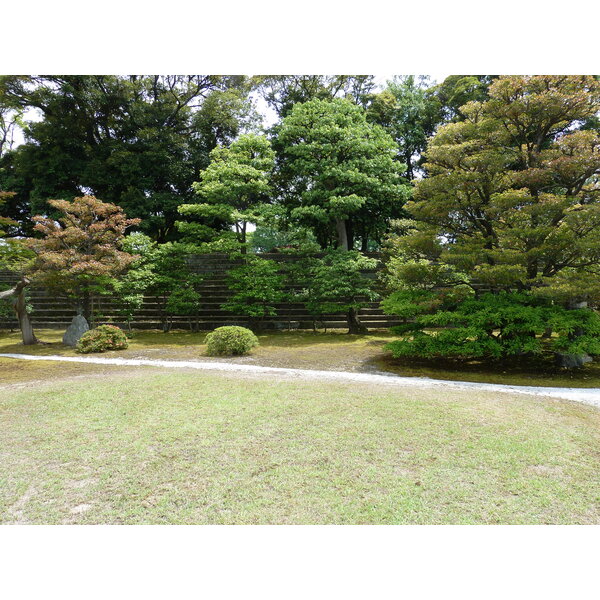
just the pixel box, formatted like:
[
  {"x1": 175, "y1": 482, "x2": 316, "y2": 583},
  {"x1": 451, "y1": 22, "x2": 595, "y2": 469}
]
[
  {"x1": 336, "y1": 218, "x2": 349, "y2": 251},
  {"x1": 405, "y1": 152, "x2": 414, "y2": 182},
  {"x1": 346, "y1": 220, "x2": 354, "y2": 251},
  {"x1": 81, "y1": 291, "x2": 93, "y2": 324},
  {"x1": 240, "y1": 221, "x2": 247, "y2": 254},
  {"x1": 347, "y1": 307, "x2": 367, "y2": 334},
  {"x1": 0, "y1": 276, "x2": 38, "y2": 345}
]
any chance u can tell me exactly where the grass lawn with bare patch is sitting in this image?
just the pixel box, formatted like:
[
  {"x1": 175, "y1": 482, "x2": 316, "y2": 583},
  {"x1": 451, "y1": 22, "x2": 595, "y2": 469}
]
[{"x1": 1, "y1": 362, "x2": 599, "y2": 524}]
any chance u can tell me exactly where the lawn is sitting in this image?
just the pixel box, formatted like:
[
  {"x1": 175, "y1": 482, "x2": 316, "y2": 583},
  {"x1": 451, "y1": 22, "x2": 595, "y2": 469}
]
[{"x1": 1, "y1": 362, "x2": 599, "y2": 524}]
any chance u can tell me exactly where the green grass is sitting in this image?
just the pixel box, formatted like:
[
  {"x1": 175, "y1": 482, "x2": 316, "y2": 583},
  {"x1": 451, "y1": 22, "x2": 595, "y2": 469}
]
[
  {"x1": 2, "y1": 328, "x2": 600, "y2": 388},
  {"x1": 1, "y1": 368, "x2": 599, "y2": 524}
]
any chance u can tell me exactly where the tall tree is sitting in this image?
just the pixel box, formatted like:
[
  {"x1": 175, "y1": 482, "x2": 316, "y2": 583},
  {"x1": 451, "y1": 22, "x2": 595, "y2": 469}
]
[
  {"x1": 257, "y1": 75, "x2": 376, "y2": 118},
  {"x1": 383, "y1": 75, "x2": 600, "y2": 364},
  {"x1": 276, "y1": 98, "x2": 410, "y2": 250},
  {"x1": 430, "y1": 75, "x2": 496, "y2": 121},
  {"x1": 411, "y1": 75, "x2": 600, "y2": 298},
  {"x1": 178, "y1": 133, "x2": 275, "y2": 252},
  {"x1": 367, "y1": 76, "x2": 442, "y2": 180},
  {"x1": 0, "y1": 76, "x2": 257, "y2": 240}
]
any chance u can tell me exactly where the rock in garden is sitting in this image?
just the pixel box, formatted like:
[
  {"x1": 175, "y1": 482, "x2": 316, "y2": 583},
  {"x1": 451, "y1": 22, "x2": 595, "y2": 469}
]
[
  {"x1": 63, "y1": 315, "x2": 90, "y2": 347},
  {"x1": 555, "y1": 353, "x2": 593, "y2": 369}
]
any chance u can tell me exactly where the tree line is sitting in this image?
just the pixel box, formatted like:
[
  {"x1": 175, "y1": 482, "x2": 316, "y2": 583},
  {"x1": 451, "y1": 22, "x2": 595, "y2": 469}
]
[{"x1": 0, "y1": 75, "x2": 493, "y2": 245}]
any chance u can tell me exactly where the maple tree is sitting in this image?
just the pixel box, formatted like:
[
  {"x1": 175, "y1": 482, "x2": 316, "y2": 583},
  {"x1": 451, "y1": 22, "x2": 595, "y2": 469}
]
[{"x1": 26, "y1": 195, "x2": 140, "y2": 324}]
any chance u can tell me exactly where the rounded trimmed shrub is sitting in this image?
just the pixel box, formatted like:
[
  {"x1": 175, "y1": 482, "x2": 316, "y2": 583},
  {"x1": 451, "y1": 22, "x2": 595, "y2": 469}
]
[
  {"x1": 205, "y1": 326, "x2": 259, "y2": 356},
  {"x1": 76, "y1": 324, "x2": 129, "y2": 354}
]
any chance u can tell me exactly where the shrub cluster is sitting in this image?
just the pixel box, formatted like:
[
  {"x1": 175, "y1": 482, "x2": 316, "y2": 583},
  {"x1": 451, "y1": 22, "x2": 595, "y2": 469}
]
[
  {"x1": 76, "y1": 324, "x2": 129, "y2": 354},
  {"x1": 205, "y1": 326, "x2": 259, "y2": 356},
  {"x1": 383, "y1": 291, "x2": 600, "y2": 360}
]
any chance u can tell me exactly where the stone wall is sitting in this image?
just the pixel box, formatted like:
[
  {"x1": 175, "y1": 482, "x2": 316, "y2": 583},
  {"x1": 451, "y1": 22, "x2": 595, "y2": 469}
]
[{"x1": 0, "y1": 253, "x2": 402, "y2": 331}]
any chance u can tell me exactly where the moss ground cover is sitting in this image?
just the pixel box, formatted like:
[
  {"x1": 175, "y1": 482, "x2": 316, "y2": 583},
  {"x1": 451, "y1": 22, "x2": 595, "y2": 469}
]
[{"x1": 1, "y1": 328, "x2": 599, "y2": 388}]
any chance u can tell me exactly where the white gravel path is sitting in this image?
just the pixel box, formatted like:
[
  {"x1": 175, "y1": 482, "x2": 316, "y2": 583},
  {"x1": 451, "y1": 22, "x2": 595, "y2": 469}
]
[{"x1": 1, "y1": 352, "x2": 599, "y2": 408}]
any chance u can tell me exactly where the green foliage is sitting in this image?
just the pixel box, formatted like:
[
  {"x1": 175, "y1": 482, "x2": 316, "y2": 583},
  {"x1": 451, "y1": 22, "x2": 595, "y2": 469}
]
[
  {"x1": 116, "y1": 233, "x2": 202, "y2": 331},
  {"x1": 305, "y1": 250, "x2": 379, "y2": 316},
  {"x1": 0, "y1": 191, "x2": 34, "y2": 327},
  {"x1": 367, "y1": 76, "x2": 442, "y2": 180},
  {"x1": 0, "y1": 238, "x2": 34, "y2": 271},
  {"x1": 222, "y1": 256, "x2": 284, "y2": 321},
  {"x1": 0, "y1": 76, "x2": 256, "y2": 240},
  {"x1": 113, "y1": 233, "x2": 157, "y2": 326},
  {"x1": 249, "y1": 225, "x2": 318, "y2": 253},
  {"x1": 76, "y1": 324, "x2": 129, "y2": 354},
  {"x1": 257, "y1": 75, "x2": 376, "y2": 118},
  {"x1": 402, "y1": 75, "x2": 600, "y2": 305},
  {"x1": 0, "y1": 190, "x2": 18, "y2": 236},
  {"x1": 286, "y1": 250, "x2": 379, "y2": 331},
  {"x1": 382, "y1": 76, "x2": 600, "y2": 365},
  {"x1": 276, "y1": 98, "x2": 410, "y2": 250},
  {"x1": 0, "y1": 282, "x2": 14, "y2": 323},
  {"x1": 148, "y1": 243, "x2": 202, "y2": 327},
  {"x1": 430, "y1": 75, "x2": 495, "y2": 121},
  {"x1": 165, "y1": 287, "x2": 200, "y2": 317},
  {"x1": 178, "y1": 133, "x2": 275, "y2": 249},
  {"x1": 205, "y1": 325, "x2": 259, "y2": 356},
  {"x1": 384, "y1": 292, "x2": 600, "y2": 360}
]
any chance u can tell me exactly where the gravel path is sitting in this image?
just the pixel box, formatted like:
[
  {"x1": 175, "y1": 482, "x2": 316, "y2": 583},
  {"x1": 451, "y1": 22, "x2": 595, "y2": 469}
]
[{"x1": 2, "y1": 353, "x2": 599, "y2": 407}]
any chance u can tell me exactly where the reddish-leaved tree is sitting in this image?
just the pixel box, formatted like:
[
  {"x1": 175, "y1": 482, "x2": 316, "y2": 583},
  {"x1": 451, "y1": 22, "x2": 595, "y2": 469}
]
[{"x1": 26, "y1": 196, "x2": 141, "y2": 325}]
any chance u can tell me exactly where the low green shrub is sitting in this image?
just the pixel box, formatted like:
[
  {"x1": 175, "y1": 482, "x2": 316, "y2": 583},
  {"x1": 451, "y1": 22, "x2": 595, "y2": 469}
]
[
  {"x1": 76, "y1": 324, "x2": 129, "y2": 354},
  {"x1": 383, "y1": 291, "x2": 600, "y2": 361},
  {"x1": 205, "y1": 326, "x2": 259, "y2": 356}
]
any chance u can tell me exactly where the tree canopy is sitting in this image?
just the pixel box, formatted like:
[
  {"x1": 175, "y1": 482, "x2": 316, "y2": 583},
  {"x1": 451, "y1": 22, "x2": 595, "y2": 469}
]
[
  {"x1": 367, "y1": 76, "x2": 442, "y2": 180},
  {"x1": 178, "y1": 133, "x2": 275, "y2": 250},
  {"x1": 26, "y1": 195, "x2": 140, "y2": 321},
  {"x1": 404, "y1": 75, "x2": 600, "y2": 302},
  {"x1": 0, "y1": 75, "x2": 257, "y2": 240},
  {"x1": 277, "y1": 98, "x2": 411, "y2": 250},
  {"x1": 257, "y1": 75, "x2": 376, "y2": 118},
  {"x1": 383, "y1": 75, "x2": 600, "y2": 363}
]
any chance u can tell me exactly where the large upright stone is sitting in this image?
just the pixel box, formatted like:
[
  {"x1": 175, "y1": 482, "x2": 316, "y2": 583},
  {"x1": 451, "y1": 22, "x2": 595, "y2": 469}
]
[{"x1": 63, "y1": 315, "x2": 90, "y2": 347}]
